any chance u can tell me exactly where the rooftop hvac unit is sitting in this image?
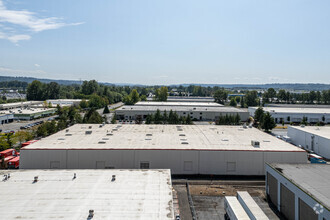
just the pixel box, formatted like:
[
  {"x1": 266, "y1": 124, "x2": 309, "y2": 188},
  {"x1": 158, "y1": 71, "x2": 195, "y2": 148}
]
[
  {"x1": 251, "y1": 140, "x2": 260, "y2": 148},
  {"x1": 88, "y1": 126, "x2": 92, "y2": 129},
  {"x1": 85, "y1": 130, "x2": 92, "y2": 135}
]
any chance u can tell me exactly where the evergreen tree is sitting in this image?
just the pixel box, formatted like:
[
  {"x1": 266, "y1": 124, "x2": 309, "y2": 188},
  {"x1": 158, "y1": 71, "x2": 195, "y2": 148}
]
[
  {"x1": 103, "y1": 105, "x2": 110, "y2": 114},
  {"x1": 261, "y1": 112, "x2": 276, "y2": 132}
]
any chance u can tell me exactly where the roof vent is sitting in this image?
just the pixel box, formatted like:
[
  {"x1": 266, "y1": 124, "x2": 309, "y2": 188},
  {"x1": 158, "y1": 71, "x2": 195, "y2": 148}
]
[
  {"x1": 112, "y1": 175, "x2": 116, "y2": 182},
  {"x1": 146, "y1": 133, "x2": 152, "y2": 136},
  {"x1": 85, "y1": 130, "x2": 92, "y2": 135},
  {"x1": 88, "y1": 210, "x2": 94, "y2": 218},
  {"x1": 65, "y1": 133, "x2": 72, "y2": 136},
  {"x1": 300, "y1": 124, "x2": 305, "y2": 128},
  {"x1": 221, "y1": 139, "x2": 229, "y2": 141},
  {"x1": 106, "y1": 133, "x2": 113, "y2": 136},
  {"x1": 112, "y1": 128, "x2": 118, "y2": 131},
  {"x1": 263, "y1": 140, "x2": 270, "y2": 142},
  {"x1": 243, "y1": 123, "x2": 247, "y2": 129},
  {"x1": 66, "y1": 129, "x2": 69, "y2": 132},
  {"x1": 88, "y1": 126, "x2": 92, "y2": 129},
  {"x1": 73, "y1": 173, "x2": 76, "y2": 179},
  {"x1": 181, "y1": 142, "x2": 189, "y2": 144},
  {"x1": 98, "y1": 141, "x2": 106, "y2": 144},
  {"x1": 58, "y1": 138, "x2": 65, "y2": 140},
  {"x1": 251, "y1": 140, "x2": 260, "y2": 147},
  {"x1": 102, "y1": 138, "x2": 109, "y2": 140},
  {"x1": 179, "y1": 134, "x2": 185, "y2": 136},
  {"x1": 33, "y1": 176, "x2": 38, "y2": 183},
  {"x1": 145, "y1": 138, "x2": 152, "y2": 141}
]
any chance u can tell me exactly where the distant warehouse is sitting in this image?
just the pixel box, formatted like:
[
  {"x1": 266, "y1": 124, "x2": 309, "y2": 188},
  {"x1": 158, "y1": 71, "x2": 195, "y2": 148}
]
[
  {"x1": 20, "y1": 124, "x2": 307, "y2": 175},
  {"x1": 0, "y1": 108, "x2": 56, "y2": 120},
  {"x1": 248, "y1": 107, "x2": 330, "y2": 124},
  {"x1": 116, "y1": 105, "x2": 249, "y2": 121},
  {"x1": 288, "y1": 126, "x2": 330, "y2": 159}
]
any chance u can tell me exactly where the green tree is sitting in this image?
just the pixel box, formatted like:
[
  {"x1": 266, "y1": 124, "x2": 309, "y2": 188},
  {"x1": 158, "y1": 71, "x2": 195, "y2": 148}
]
[
  {"x1": 145, "y1": 114, "x2": 153, "y2": 124},
  {"x1": 130, "y1": 89, "x2": 140, "y2": 104},
  {"x1": 81, "y1": 80, "x2": 99, "y2": 95},
  {"x1": 46, "y1": 82, "x2": 60, "y2": 99},
  {"x1": 185, "y1": 115, "x2": 192, "y2": 124},
  {"x1": 261, "y1": 112, "x2": 276, "y2": 132},
  {"x1": 154, "y1": 109, "x2": 162, "y2": 124},
  {"x1": 80, "y1": 99, "x2": 88, "y2": 109},
  {"x1": 26, "y1": 80, "x2": 43, "y2": 100},
  {"x1": 154, "y1": 87, "x2": 168, "y2": 101},
  {"x1": 83, "y1": 108, "x2": 104, "y2": 124},
  {"x1": 245, "y1": 91, "x2": 259, "y2": 107},
  {"x1": 162, "y1": 110, "x2": 168, "y2": 124},
  {"x1": 214, "y1": 89, "x2": 228, "y2": 104},
  {"x1": 254, "y1": 107, "x2": 264, "y2": 123},
  {"x1": 140, "y1": 95, "x2": 147, "y2": 101},
  {"x1": 88, "y1": 94, "x2": 107, "y2": 109},
  {"x1": 229, "y1": 98, "x2": 237, "y2": 107},
  {"x1": 103, "y1": 105, "x2": 110, "y2": 114}
]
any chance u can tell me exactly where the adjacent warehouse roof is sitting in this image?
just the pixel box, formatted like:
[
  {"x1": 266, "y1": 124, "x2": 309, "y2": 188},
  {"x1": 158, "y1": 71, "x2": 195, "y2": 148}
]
[
  {"x1": 22, "y1": 124, "x2": 304, "y2": 152},
  {"x1": 148, "y1": 96, "x2": 215, "y2": 102},
  {"x1": 135, "y1": 101, "x2": 223, "y2": 107},
  {"x1": 0, "y1": 101, "x2": 43, "y2": 110},
  {"x1": 0, "y1": 108, "x2": 56, "y2": 115},
  {"x1": 249, "y1": 107, "x2": 330, "y2": 114},
  {"x1": 267, "y1": 163, "x2": 330, "y2": 210},
  {"x1": 288, "y1": 126, "x2": 330, "y2": 139},
  {"x1": 117, "y1": 105, "x2": 245, "y2": 113},
  {"x1": 0, "y1": 169, "x2": 173, "y2": 220}
]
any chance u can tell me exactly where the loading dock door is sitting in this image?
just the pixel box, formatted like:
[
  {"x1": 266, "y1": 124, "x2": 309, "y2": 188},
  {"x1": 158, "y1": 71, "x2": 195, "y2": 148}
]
[
  {"x1": 96, "y1": 161, "x2": 105, "y2": 169},
  {"x1": 281, "y1": 183, "x2": 295, "y2": 220},
  {"x1": 267, "y1": 172, "x2": 278, "y2": 207},
  {"x1": 50, "y1": 161, "x2": 60, "y2": 169}
]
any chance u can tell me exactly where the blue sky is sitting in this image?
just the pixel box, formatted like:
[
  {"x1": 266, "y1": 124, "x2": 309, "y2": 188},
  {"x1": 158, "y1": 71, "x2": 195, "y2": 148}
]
[{"x1": 0, "y1": 0, "x2": 330, "y2": 85}]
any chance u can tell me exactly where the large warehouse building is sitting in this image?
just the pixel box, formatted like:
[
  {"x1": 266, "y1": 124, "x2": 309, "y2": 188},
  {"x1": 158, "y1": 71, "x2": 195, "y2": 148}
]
[
  {"x1": 116, "y1": 105, "x2": 249, "y2": 121},
  {"x1": 248, "y1": 107, "x2": 330, "y2": 124},
  {"x1": 0, "y1": 101, "x2": 43, "y2": 110},
  {"x1": 0, "y1": 169, "x2": 174, "y2": 220},
  {"x1": 288, "y1": 126, "x2": 330, "y2": 159},
  {"x1": 266, "y1": 163, "x2": 330, "y2": 220},
  {"x1": 134, "y1": 101, "x2": 223, "y2": 107},
  {"x1": 21, "y1": 124, "x2": 307, "y2": 175}
]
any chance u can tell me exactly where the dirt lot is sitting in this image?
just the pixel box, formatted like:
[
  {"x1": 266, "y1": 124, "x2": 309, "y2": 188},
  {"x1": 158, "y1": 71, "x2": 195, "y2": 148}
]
[{"x1": 173, "y1": 180, "x2": 280, "y2": 220}]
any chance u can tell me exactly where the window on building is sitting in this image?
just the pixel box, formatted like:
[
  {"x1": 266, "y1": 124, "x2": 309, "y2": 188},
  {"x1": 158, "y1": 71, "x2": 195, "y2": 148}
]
[{"x1": 140, "y1": 162, "x2": 150, "y2": 169}]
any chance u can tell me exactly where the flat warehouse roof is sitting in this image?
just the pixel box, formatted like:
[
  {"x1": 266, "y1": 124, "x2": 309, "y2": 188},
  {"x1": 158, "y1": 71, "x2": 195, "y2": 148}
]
[
  {"x1": 22, "y1": 124, "x2": 305, "y2": 151},
  {"x1": 135, "y1": 101, "x2": 223, "y2": 107},
  {"x1": 250, "y1": 107, "x2": 330, "y2": 114},
  {"x1": 0, "y1": 169, "x2": 173, "y2": 220},
  {"x1": 0, "y1": 108, "x2": 55, "y2": 115},
  {"x1": 117, "y1": 105, "x2": 245, "y2": 113},
  {"x1": 289, "y1": 126, "x2": 330, "y2": 139},
  {"x1": 268, "y1": 163, "x2": 330, "y2": 210}
]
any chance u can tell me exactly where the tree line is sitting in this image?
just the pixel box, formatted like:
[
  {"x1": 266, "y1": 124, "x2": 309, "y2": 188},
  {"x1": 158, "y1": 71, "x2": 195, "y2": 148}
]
[{"x1": 145, "y1": 109, "x2": 192, "y2": 125}]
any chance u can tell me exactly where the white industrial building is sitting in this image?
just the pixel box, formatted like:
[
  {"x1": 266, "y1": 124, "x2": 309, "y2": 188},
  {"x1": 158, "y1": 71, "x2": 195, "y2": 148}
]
[
  {"x1": 116, "y1": 105, "x2": 249, "y2": 121},
  {"x1": 135, "y1": 101, "x2": 223, "y2": 107},
  {"x1": 266, "y1": 163, "x2": 330, "y2": 220},
  {"x1": 0, "y1": 169, "x2": 174, "y2": 220},
  {"x1": 0, "y1": 108, "x2": 56, "y2": 120},
  {"x1": 248, "y1": 107, "x2": 330, "y2": 124},
  {"x1": 0, "y1": 113, "x2": 14, "y2": 124},
  {"x1": 0, "y1": 101, "x2": 43, "y2": 110},
  {"x1": 46, "y1": 99, "x2": 84, "y2": 107},
  {"x1": 288, "y1": 126, "x2": 330, "y2": 159},
  {"x1": 148, "y1": 96, "x2": 215, "y2": 102},
  {"x1": 20, "y1": 124, "x2": 307, "y2": 175}
]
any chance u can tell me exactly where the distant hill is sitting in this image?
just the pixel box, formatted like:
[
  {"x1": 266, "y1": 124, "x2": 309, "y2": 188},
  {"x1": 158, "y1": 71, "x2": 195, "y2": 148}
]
[{"x1": 0, "y1": 75, "x2": 329, "y2": 90}]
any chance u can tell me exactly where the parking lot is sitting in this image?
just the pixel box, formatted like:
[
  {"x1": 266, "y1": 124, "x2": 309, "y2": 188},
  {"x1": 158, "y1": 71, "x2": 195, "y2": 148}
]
[{"x1": 0, "y1": 115, "x2": 57, "y2": 132}]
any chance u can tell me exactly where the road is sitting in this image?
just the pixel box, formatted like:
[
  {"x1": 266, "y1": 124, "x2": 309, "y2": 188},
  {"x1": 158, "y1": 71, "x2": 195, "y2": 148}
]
[{"x1": 96, "y1": 102, "x2": 123, "y2": 123}]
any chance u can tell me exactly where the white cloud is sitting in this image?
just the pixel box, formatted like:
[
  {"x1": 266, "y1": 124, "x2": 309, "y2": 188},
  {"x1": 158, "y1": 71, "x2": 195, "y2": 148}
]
[
  {"x1": 0, "y1": 0, "x2": 83, "y2": 43},
  {"x1": 0, "y1": 66, "x2": 46, "y2": 75},
  {"x1": 34, "y1": 63, "x2": 40, "y2": 67}
]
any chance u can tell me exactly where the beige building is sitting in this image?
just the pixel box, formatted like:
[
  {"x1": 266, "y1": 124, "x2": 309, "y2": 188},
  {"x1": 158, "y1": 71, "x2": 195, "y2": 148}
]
[{"x1": 20, "y1": 124, "x2": 307, "y2": 175}]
